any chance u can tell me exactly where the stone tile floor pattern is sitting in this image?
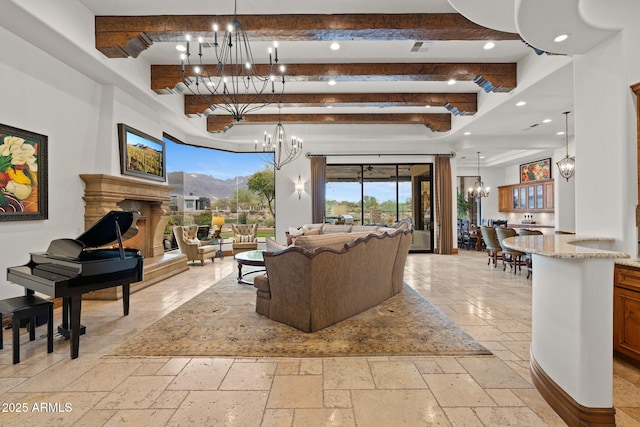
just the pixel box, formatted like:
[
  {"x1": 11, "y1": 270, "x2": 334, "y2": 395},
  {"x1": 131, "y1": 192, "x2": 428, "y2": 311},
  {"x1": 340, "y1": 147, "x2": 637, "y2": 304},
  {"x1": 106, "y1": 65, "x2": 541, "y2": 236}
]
[{"x1": 0, "y1": 250, "x2": 639, "y2": 426}]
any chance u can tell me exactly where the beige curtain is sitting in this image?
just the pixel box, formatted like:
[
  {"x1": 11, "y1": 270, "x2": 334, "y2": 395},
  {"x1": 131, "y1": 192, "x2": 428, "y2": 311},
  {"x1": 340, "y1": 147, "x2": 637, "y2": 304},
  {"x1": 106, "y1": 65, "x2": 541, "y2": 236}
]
[
  {"x1": 435, "y1": 156, "x2": 454, "y2": 254},
  {"x1": 310, "y1": 156, "x2": 326, "y2": 223}
]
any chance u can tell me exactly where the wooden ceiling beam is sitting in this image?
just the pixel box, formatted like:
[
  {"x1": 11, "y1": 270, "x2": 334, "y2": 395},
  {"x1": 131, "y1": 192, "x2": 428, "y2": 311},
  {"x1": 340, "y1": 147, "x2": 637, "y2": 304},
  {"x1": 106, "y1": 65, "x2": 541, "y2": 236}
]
[
  {"x1": 206, "y1": 113, "x2": 451, "y2": 133},
  {"x1": 185, "y1": 93, "x2": 477, "y2": 116},
  {"x1": 153, "y1": 62, "x2": 516, "y2": 94},
  {"x1": 95, "y1": 14, "x2": 520, "y2": 58}
]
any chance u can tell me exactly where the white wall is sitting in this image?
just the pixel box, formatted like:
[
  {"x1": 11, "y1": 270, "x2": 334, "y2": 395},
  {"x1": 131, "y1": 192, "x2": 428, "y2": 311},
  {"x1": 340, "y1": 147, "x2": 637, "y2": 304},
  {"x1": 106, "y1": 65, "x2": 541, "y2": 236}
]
[
  {"x1": 0, "y1": 26, "x2": 170, "y2": 299},
  {"x1": 573, "y1": 31, "x2": 637, "y2": 255},
  {"x1": 0, "y1": 27, "x2": 102, "y2": 297}
]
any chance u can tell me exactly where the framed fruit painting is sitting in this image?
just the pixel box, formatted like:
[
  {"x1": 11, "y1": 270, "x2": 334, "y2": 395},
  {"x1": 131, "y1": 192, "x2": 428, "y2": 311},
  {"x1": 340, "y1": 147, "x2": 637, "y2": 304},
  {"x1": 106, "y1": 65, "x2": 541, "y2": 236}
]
[
  {"x1": 0, "y1": 123, "x2": 48, "y2": 221},
  {"x1": 520, "y1": 158, "x2": 551, "y2": 182}
]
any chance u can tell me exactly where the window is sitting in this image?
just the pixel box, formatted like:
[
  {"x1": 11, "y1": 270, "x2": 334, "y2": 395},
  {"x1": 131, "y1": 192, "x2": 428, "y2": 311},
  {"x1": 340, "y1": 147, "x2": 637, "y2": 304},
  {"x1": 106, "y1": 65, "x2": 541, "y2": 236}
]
[{"x1": 325, "y1": 163, "x2": 432, "y2": 251}]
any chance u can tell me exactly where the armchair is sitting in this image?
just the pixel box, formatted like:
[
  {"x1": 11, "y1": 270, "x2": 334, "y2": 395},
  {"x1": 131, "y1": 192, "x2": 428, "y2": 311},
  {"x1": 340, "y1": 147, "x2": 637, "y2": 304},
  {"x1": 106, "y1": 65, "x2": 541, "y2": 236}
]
[
  {"x1": 173, "y1": 225, "x2": 216, "y2": 265},
  {"x1": 232, "y1": 223, "x2": 258, "y2": 254}
]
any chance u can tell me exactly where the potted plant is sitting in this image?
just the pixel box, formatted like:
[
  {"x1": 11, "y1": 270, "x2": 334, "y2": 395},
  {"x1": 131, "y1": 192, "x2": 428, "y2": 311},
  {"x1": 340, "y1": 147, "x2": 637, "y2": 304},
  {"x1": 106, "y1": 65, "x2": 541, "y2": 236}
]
[{"x1": 457, "y1": 191, "x2": 471, "y2": 221}]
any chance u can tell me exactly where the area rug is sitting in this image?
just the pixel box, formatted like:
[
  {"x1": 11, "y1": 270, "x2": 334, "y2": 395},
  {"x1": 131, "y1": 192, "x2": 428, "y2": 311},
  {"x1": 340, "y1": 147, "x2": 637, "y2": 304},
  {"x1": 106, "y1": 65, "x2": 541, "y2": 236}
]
[{"x1": 113, "y1": 273, "x2": 491, "y2": 358}]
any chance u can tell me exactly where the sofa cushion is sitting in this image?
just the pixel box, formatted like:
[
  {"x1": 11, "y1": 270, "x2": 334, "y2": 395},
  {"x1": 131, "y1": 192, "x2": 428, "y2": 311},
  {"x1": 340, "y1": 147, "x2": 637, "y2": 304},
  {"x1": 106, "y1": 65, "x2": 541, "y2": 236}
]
[
  {"x1": 322, "y1": 224, "x2": 352, "y2": 234},
  {"x1": 351, "y1": 225, "x2": 380, "y2": 233},
  {"x1": 302, "y1": 223, "x2": 324, "y2": 232},
  {"x1": 376, "y1": 227, "x2": 398, "y2": 234},
  {"x1": 303, "y1": 228, "x2": 321, "y2": 236},
  {"x1": 294, "y1": 233, "x2": 354, "y2": 251},
  {"x1": 196, "y1": 245, "x2": 216, "y2": 254},
  {"x1": 287, "y1": 226, "x2": 321, "y2": 245}
]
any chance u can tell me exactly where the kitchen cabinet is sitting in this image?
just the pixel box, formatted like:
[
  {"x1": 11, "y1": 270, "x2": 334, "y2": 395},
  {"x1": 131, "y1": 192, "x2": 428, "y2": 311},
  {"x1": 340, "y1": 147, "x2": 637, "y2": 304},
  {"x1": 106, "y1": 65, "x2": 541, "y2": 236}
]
[
  {"x1": 497, "y1": 179, "x2": 554, "y2": 213},
  {"x1": 614, "y1": 264, "x2": 640, "y2": 363}
]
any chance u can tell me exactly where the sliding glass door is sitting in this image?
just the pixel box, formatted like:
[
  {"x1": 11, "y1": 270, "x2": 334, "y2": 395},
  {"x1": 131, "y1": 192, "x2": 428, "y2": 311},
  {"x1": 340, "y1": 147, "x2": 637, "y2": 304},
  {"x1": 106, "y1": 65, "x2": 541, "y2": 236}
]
[{"x1": 325, "y1": 163, "x2": 433, "y2": 252}]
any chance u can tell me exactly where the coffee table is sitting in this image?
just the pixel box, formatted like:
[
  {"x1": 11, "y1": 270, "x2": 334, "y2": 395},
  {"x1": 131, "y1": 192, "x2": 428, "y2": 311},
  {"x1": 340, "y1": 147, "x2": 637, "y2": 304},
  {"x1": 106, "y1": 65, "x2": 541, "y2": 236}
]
[{"x1": 234, "y1": 250, "x2": 265, "y2": 285}]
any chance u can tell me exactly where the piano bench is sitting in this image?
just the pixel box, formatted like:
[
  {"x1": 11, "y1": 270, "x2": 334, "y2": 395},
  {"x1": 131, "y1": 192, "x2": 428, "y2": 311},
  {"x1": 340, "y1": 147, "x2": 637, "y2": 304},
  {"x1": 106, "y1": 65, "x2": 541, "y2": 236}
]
[{"x1": 0, "y1": 295, "x2": 54, "y2": 364}]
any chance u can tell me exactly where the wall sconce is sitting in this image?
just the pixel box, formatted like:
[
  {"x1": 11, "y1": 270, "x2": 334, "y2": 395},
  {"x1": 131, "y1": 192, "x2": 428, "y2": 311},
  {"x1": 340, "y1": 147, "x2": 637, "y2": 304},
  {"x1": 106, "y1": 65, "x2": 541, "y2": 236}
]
[{"x1": 295, "y1": 175, "x2": 304, "y2": 199}]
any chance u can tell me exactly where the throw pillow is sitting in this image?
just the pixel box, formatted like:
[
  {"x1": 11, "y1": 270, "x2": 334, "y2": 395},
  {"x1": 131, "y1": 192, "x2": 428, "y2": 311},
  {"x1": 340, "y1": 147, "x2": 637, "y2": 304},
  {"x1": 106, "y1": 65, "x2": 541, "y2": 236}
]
[
  {"x1": 184, "y1": 238, "x2": 199, "y2": 245},
  {"x1": 237, "y1": 234, "x2": 252, "y2": 243},
  {"x1": 286, "y1": 227, "x2": 304, "y2": 246},
  {"x1": 266, "y1": 237, "x2": 287, "y2": 252}
]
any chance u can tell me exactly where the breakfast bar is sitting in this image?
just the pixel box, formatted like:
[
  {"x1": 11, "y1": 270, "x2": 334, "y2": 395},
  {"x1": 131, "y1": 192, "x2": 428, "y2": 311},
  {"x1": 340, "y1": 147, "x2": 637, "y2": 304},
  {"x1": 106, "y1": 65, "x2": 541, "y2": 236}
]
[{"x1": 503, "y1": 234, "x2": 629, "y2": 426}]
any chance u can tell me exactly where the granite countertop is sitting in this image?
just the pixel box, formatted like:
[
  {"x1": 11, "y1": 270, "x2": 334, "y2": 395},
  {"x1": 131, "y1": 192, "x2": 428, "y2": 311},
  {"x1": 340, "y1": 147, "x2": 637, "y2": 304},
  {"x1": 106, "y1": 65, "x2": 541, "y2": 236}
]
[
  {"x1": 507, "y1": 224, "x2": 555, "y2": 228},
  {"x1": 615, "y1": 258, "x2": 640, "y2": 268},
  {"x1": 502, "y1": 235, "x2": 630, "y2": 259}
]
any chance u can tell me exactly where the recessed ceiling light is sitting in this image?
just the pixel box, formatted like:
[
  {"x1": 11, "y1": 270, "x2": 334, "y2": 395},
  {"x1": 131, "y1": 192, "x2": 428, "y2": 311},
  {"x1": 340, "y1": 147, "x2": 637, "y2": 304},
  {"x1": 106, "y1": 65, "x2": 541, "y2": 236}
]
[
  {"x1": 326, "y1": 105, "x2": 333, "y2": 109},
  {"x1": 554, "y1": 34, "x2": 569, "y2": 43},
  {"x1": 479, "y1": 156, "x2": 485, "y2": 159},
  {"x1": 447, "y1": 79, "x2": 456, "y2": 85},
  {"x1": 557, "y1": 131, "x2": 565, "y2": 135},
  {"x1": 483, "y1": 42, "x2": 495, "y2": 50},
  {"x1": 328, "y1": 79, "x2": 336, "y2": 86},
  {"x1": 330, "y1": 42, "x2": 340, "y2": 50},
  {"x1": 542, "y1": 119, "x2": 552, "y2": 123},
  {"x1": 516, "y1": 101, "x2": 526, "y2": 107},
  {"x1": 176, "y1": 44, "x2": 186, "y2": 52},
  {"x1": 464, "y1": 132, "x2": 471, "y2": 135},
  {"x1": 425, "y1": 105, "x2": 431, "y2": 109}
]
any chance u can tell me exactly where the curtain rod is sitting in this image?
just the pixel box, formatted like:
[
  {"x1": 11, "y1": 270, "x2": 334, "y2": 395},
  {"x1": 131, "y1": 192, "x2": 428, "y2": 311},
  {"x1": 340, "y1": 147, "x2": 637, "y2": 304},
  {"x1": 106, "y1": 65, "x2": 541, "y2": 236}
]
[{"x1": 305, "y1": 152, "x2": 456, "y2": 158}]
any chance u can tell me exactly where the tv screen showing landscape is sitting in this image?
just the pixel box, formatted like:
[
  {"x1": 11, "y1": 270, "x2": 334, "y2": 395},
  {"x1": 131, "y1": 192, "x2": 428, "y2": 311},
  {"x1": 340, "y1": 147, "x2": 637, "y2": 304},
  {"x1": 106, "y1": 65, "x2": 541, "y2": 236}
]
[{"x1": 118, "y1": 123, "x2": 166, "y2": 181}]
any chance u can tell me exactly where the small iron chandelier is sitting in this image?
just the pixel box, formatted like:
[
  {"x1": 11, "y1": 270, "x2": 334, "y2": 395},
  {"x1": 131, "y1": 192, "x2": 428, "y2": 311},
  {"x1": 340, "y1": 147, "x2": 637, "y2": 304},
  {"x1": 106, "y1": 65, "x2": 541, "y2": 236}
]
[
  {"x1": 255, "y1": 105, "x2": 303, "y2": 170},
  {"x1": 556, "y1": 111, "x2": 575, "y2": 182},
  {"x1": 468, "y1": 152, "x2": 490, "y2": 199},
  {"x1": 178, "y1": 0, "x2": 285, "y2": 122}
]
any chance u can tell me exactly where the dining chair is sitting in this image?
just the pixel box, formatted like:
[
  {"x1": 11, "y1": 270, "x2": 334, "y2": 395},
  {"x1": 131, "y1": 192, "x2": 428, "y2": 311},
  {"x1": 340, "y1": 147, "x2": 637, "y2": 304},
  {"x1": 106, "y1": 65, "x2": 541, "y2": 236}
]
[
  {"x1": 480, "y1": 226, "x2": 503, "y2": 267},
  {"x1": 495, "y1": 227, "x2": 526, "y2": 274},
  {"x1": 519, "y1": 229, "x2": 543, "y2": 278}
]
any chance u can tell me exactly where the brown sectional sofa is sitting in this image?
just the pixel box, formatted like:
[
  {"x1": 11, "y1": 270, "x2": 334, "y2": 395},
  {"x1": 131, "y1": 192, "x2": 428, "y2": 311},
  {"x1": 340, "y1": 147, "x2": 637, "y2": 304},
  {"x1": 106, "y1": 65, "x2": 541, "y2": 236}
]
[{"x1": 253, "y1": 219, "x2": 413, "y2": 332}]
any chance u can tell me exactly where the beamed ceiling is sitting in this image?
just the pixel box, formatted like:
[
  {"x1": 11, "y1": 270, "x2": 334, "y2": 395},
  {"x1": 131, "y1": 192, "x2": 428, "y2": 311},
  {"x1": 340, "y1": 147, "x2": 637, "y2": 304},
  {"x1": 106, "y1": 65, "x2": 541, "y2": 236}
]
[
  {"x1": 78, "y1": 0, "x2": 576, "y2": 167},
  {"x1": 93, "y1": 13, "x2": 522, "y2": 135}
]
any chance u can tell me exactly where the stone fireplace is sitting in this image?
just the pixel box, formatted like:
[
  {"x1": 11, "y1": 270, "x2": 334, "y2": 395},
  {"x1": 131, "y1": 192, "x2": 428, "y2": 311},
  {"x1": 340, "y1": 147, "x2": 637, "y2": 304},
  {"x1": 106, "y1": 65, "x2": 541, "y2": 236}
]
[{"x1": 80, "y1": 174, "x2": 188, "y2": 299}]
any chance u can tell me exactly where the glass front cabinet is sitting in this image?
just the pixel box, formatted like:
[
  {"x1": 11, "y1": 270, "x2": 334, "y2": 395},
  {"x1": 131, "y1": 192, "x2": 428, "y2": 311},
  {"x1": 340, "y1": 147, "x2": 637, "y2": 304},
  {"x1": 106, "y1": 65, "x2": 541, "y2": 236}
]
[{"x1": 498, "y1": 179, "x2": 554, "y2": 213}]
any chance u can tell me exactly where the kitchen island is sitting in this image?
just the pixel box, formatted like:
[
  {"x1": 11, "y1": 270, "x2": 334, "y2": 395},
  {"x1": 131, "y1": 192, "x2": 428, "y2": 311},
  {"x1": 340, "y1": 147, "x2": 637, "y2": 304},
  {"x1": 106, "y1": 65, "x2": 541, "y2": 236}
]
[{"x1": 503, "y1": 234, "x2": 629, "y2": 427}]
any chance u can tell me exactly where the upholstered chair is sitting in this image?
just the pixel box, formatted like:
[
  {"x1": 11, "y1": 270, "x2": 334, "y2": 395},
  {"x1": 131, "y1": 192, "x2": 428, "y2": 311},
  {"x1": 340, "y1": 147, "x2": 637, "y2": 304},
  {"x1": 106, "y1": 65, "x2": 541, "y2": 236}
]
[
  {"x1": 480, "y1": 226, "x2": 503, "y2": 267},
  {"x1": 232, "y1": 223, "x2": 259, "y2": 254},
  {"x1": 173, "y1": 225, "x2": 216, "y2": 265},
  {"x1": 495, "y1": 227, "x2": 526, "y2": 274},
  {"x1": 519, "y1": 229, "x2": 543, "y2": 278}
]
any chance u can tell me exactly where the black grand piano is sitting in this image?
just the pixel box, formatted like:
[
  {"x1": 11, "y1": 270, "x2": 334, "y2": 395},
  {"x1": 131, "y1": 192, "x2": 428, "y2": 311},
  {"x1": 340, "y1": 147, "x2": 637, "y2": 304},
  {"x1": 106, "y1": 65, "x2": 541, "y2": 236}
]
[{"x1": 6, "y1": 210, "x2": 144, "y2": 359}]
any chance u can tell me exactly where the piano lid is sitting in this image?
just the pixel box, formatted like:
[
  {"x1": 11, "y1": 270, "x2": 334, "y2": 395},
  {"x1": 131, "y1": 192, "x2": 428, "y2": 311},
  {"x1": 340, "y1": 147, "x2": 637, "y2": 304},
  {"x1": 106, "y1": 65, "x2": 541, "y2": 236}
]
[{"x1": 76, "y1": 210, "x2": 140, "y2": 248}]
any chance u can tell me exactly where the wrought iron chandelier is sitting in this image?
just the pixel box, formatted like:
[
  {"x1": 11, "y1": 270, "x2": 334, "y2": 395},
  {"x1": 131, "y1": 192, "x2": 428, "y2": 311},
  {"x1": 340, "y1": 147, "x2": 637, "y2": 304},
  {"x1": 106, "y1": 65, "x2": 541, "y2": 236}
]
[
  {"x1": 255, "y1": 105, "x2": 303, "y2": 170},
  {"x1": 468, "y1": 152, "x2": 490, "y2": 199},
  {"x1": 178, "y1": 0, "x2": 285, "y2": 122},
  {"x1": 556, "y1": 111, "x2": 575, "y2": 181}
]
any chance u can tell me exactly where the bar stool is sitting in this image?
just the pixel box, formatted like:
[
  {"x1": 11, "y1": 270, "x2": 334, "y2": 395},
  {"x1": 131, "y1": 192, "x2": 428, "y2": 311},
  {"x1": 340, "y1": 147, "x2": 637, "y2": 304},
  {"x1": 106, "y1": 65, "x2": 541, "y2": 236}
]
[{"x1": 0, "y1": 295, "x2": 54, "y2": 364}]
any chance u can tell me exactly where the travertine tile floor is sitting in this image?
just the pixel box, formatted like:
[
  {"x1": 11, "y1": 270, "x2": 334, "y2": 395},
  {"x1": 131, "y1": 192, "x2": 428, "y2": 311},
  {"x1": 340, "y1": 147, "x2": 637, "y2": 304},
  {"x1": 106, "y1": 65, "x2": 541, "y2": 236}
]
[{"x1": 1, "y1": 250, "x2": 639, "y2": 426}]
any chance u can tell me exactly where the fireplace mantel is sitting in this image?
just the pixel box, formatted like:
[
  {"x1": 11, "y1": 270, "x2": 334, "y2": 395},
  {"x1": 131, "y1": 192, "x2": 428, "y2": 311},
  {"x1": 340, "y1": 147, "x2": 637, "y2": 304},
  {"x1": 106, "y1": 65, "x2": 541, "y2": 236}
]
[
  {"x1": 80, "y1": 174, "x2": 173, "y2": 257},
  {"x1": 79, "y1": 174, "x2": 187, "y2": 300}
]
